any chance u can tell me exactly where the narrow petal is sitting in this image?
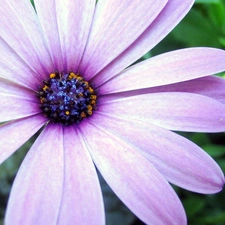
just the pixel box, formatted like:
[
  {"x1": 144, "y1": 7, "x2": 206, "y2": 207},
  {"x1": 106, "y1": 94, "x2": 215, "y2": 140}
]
[
  {"x1": 0, "y1": 37, "x2": 43, "y2": 90},
  {"x1": 0, "y1": 93, "x2": 40, "y2": 122},
  {"x1": 100, "y1": 48, "x2": 225, "y2": 94},
  {"x1": 34, "y1": 0, "x2": 64, "y2": 71},
  {"x1": 56, "y1": 126, "x2": 105, "y2": 225},
  {"x1": 0, "y1": 78, "x2": 34, "y2": 98},
  {"x1": 92, "y1": 0, "x2": 194, "y2": 86},
  {"x1": 0, "y1": 1, "x2": 54, "y2": 76},
  {"x1": 140, "y1": 76, "x2": 225, "y2": 105},
  {"x1": 103, "y1": 75, "x2": 225, "y2": 105},
  {"x1": 93, "y1": 114, "x2": 224, "y2": 193},
  {"x1": 55, "y1": 0, "x2": 96, "y2": 72},
  {"x1": 0, "y1": 115, "x2": 47, "y2": 164},
  {"x1": 79, "y1": 0, "x2": 168, "y2": 78},
  {"x1": 80, "y1": 122, "x2": 186, "y2": 225},
  {"x1": 167, "y1": 76, "x2": 225, "y2": 104},
  {"x1": 99, "y1": 92, "x2": 225, "y2": 132},
  {"x1": 5, "y1": 124, "x2": 64, "y2": 225}
]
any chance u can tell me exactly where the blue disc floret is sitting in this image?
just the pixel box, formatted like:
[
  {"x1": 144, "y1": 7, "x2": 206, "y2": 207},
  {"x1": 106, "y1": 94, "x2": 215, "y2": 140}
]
[{"x1": 37, "y1": 71, "x2": 97, "y2": 126}]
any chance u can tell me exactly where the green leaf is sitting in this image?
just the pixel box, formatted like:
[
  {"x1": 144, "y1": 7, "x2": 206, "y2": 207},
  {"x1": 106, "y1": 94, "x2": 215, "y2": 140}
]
[
  {"x1": 172, "y1": 8, "x2": 221, "y2": 47},
  {"x1": 142, "y1": 51, "x2": 152, "y2": 60},
  {"x1": 206, "y1": 2, "x2": 225, "y2": 28},
  {"x1": 189, "y1": 133, "x2": 211, "y2": 146},
  {"x1": 183, "y1": 196, "x2": 206, "y2": 218},
  {"x1": 203, "y1": 144, "x2": 225, "y2": 158},
  {"x1": 219, "y1": 37, "x2": 225, "y2": 47},
  {"x1": 203, "y1": 212, "x2": 225, "y2": 224},
  {"x1": 217, "y1": 159, "x2": 225, "y2": 172},
  {"x1": 195, "y1": 0, "x2": 220, "y2": 3}
]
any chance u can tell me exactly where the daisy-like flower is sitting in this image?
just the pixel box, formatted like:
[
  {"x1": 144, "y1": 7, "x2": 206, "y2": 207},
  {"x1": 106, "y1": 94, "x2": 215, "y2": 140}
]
[{"x1": 1, "y1": 0, "x2": 225, "y2": 224}]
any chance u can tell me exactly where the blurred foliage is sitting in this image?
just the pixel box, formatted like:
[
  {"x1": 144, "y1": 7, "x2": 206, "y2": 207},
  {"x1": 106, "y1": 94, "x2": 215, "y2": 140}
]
[
  {"x1": 1, "y1": 1, "x2": 225, "y2": 225},
  {"x1": 152, "y1": 0, "x2": 225, "y2": 55}
]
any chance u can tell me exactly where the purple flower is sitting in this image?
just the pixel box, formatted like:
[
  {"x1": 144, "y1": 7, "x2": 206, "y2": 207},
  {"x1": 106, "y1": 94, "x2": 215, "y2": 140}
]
[{"x1": 1, "y1": 0, "x2": 225, "y2": 224}]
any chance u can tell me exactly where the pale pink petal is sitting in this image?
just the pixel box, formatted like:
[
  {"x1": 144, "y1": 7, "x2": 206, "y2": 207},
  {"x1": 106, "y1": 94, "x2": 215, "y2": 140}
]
[
  {"x1": 80, "y1": 122, "x2": 186, "y2": 225},
  {"x1": 0, "y1": 115, "x2": 47, "y2": 164},
  {"x1": 99, "y1": 92, "x2": 225, "y2": 132},
  {"x1": 93, "y1": 114, "x2": 224, "y2": 193},
  {"x1": 92, "y1": 0, "x2": 194, "y2": 86},
  {"x1": 0, "y1": 1, "x2": 54, "y2": 76},
  {"x1": 56, "y1": 126, "x2": 105, "y2": 225},
  {"x1": 100, "y1": 48, "x2": 225, "y2": 94},
  {"x1": 0, "y1": 93, "x2": 40, "y2": 122},
  {"x1": 35, "y1": 0, "x2": 95, "y2": 72},
  {"x1": 55, "y1": 0, "x2": 96, "y2": 72},
  {"x1": 5, "y1": 124, "x2": 64, "y2": 225},
  {"x1": 140, "y1": 76, "x2": 225, "y2": 105},
  {"x1": 168, "y1": 76, "x2": 225, "y2": 104},
  {"x1": 34, "y1": 0, "x2": 64, "y2": 71},
  {"x1": 0, "y1": 78, "x2": 34, "y2": 97},
  {"x1": 79, "y1": 0, "x2": 168, "y2": 78},
  {"x1": 102, "y1": 76, "x2": 225, "y2": 105},
  {"x1": 0, "y1": 38, "x2": 43, "y2": 89}
]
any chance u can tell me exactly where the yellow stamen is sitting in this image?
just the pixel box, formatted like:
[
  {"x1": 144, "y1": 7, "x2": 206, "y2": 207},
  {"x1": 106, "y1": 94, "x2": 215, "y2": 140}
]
[
  {"x1": 87, "y1": 105, "x2": 93, "y2": 115},
  {"x1": 42, "y1": 85, "x2": 48, "y2": 91},
  {"x1": 78, "y1": 93, "x2": 84, "y2": 97},
  {"x1": 76, "y1": 76, "x2": 83, "y2": 82},
  {"x1": 40, "y1": 97, "x2": 45, "y2": 103},
  {"x1": 81, "y1": 112, "x2": 86, "y2": 118},
  {"x1": 84, "y1": 81, "x2": 89, "y2": 86},
  {"x1": 65, "y1": 111, "x2": 70, "y2": 115},
  {"x1": 50, "y1": 73, "x2": 56, "y2": 78},
  {"x1": 89, "y1": 87, "x2": 94, "y2": 94},
  {"x1": 87, "y1": 105, "x2": 93, "y2": 110},
  {"x1": 87, "y1": 110, "x2": 93, "y2": 115},
  {"x1": 90, "y1": 100, "x2": 96, "y2": 105},
  {"x1": 68, "y1": 72, "x2": 78, "y2": 80},
  {"x1": 90, "y1": 95, "x2": 97, "y2": 100}
]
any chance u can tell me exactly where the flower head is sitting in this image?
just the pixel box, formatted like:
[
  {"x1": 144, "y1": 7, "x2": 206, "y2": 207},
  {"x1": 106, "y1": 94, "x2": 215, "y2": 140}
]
[{"x1": 1, "y1": 0, "x2": 225, "y2": 225}]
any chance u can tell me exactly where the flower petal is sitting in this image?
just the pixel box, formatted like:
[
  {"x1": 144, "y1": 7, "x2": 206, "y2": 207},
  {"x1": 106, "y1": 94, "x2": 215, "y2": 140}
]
[
  {"x1": 0, "y1": 78, "x2": 34, "y2": 97},
  {"x1": 80, "y1": 122, "x2": 186, "y2": 225},
  {"x1": 92, "y1": 0, "x2": 194, "y2": 86},
  {"x1": 34, "y1": 0, "x2": 64, "y2": 71},
  {"x1": 0, "y1": 1, "x2": 54, "y2": 76},
  {"x1": 56, "y1": 126, "x2": 105, "y2": 225},
  {"x1": 104, "y1": 75, "x2": 225, "y2": 105},
  {"x1": 5, "y1": 124, "x2": 64, "y2": 225},
  {"x1": 79, "y1": 0, "x2": 168, "y2": 78},
  {"x1": 0, "y1": 38, "x2": 43, "y2": 89},
  {"x1": 93, "y1": 114, "x2": 224, "y2": 193},
  {"x1": 0, "y1": 115, "x2": 46, "y2": 164},
  {"x1": 55, "y1": 0, "x2": 96, "y2": 72},
  {"x1": 0, "y1": 93, "x2": 40, "y2": 122},
  {"x1": 141, "y1": 76, "x2": 225, "y2": 105},
  {"x1": 99, "y1": 92, "x2": 225, "y2": 132},
  {"x1": 100, "y1": 48, "x2": 225, "y2": 94}
]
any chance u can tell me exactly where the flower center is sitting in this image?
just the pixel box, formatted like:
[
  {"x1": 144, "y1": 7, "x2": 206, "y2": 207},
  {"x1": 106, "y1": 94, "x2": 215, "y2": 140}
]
[{"x1": 37, "y1": 71, "x2": 97, "y2": 126}]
